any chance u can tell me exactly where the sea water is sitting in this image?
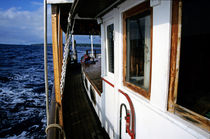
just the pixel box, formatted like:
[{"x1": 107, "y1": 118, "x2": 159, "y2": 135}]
[
  {"x1": 0, "y1": 44, "x2": 54, "y2": 138},
  {"x1": 0, "y1": 44, "x2": 100, "y2": 138}
]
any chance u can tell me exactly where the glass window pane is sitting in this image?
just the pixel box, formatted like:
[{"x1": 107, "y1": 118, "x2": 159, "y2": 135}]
[
  {"x1": 126, "y1": 11, "x2": 151, "y2": 91},
  {"x1": 107, "y1": 24, "x2": 114, "y2": 73},
  {"x1": 177, "y1": 1, "x2": 210, "y2": 119}
]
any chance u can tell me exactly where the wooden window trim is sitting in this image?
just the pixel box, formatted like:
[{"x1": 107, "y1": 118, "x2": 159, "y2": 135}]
[
  {"x1": 168, "y1": 0, "x2": 210, "y2": 131},
  {"x1": 123, "y1": 1, "x2": 153, "y2": 99}
]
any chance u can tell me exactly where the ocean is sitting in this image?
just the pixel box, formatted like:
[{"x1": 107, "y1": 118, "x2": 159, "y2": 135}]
[{"x1": 0, "y1": 44, "x2": 100, "y2": 138}]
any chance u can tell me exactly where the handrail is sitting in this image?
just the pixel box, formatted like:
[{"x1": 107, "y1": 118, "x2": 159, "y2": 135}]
[
  {"x1": 119, "y1": 89, "x2": 135, "y2": 139},
  {"x1": 120, "y1": 103, "x2": 128, "y2": 139}
]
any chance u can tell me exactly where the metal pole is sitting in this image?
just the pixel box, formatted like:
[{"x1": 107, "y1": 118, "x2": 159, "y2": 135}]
[
  {"x1": 72, "y1": 35, "x2": 75, "y2": 53},
  {"x1": 44, "y1": 0, "x2": 49, "y2": 126},
  {"x1": 91, "y1": 35, "x2": 94, "y2": 57}
]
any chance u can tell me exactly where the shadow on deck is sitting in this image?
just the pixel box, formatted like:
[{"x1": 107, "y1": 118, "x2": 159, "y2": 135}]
[{"x1": 62, "y1": 63, "x2": 109, "y2": 139}]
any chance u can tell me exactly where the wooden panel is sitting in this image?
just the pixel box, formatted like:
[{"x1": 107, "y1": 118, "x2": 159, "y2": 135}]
[
  {"x1": 59, "y1": 24, "x2": 63, "y2": 77},
  {"x1": 174, "y1": 104, "x2": 210, "y2": 131},
  {"x1": 168, "y1": 0, "x2": 179, "y2": 113},
  {"x1": 51, "y1": 4, "x2": 63, "y2": 126}
]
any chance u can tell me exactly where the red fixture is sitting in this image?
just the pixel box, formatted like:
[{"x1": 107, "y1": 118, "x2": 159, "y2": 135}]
[
  {"x1": 101, "y1": 77, "x2": 114, "y2": 88},
  {"x1": 119, "y1": 89, "x2": 135, "y2": 139}
]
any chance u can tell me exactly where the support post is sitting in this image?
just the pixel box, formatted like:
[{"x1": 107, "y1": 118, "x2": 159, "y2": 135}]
[
  {"x1": 51, "y1": 4, "x2": 63, "y2": 127},
  {"x1": 91, "y1": 35, "x2": 94, "y2": 58},
  {"x1": 44, "y1": 0, "x2": 49, "y2": 126},
  {"x1": 58, "y1": 13, "x2": 63, "y2": 77}
]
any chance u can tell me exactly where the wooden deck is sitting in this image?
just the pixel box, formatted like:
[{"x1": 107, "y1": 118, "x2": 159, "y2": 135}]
[{"x1": 62, "y1": 63, "x2": 109, "y2": 139}]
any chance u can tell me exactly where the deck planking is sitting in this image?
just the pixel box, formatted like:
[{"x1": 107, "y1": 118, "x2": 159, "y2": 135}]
[{"x1": 62, "y1": 63, "x2": 109, "y2": 139}]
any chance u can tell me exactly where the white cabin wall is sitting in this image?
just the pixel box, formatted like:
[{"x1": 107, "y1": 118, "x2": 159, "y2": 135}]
[
  {"x1": 100, "y1": 0, "x2": 209, "y2": 138},
  {"x1": 101, "y1": 23, "x2": 107, "y2": 128},
  {"x1": 113, "y1": 8, "x2": 122, "y2": 139},
  {"x1": 102, "y1": 9, "x2": 120, "y2": 139},
  {"x1": 150, "y1": 0, "x2": 172, "y2": 112},
  {"x1": 101, "y1": 23, "x2": 106, "y2": 77}
]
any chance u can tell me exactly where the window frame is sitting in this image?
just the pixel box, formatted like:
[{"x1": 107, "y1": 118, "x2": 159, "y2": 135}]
[
  {"x1": 168, "y1": 0, "x2": 210, "y2": 131},
  {"x1": 123, "y1": 1, "x2": 153, "y2": 99},
  {"x1": 105, "y1": 20, "x2": 115, "y2": 78}
]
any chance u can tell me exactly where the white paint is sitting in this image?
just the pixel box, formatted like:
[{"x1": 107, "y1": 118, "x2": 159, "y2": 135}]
[
  {"x1": 47, "y1": 0, "x2": 74, "y2": 4},
  {"x1": 82, "y1": 0, "x2": 210, "y2": 138},
  {"x1": 82, "y1": 70, "x2": 103, "y2": 124},
  {"x1": 150, "y1": 0, "x2": 172, "y2": 112},
  {"x1": 101, "y1": 24, "x2": 106, "y2": 77}
]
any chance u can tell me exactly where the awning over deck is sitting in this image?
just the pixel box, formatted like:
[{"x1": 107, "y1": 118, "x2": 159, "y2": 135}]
[{"x1": 50, "y1": 0, "x2": 125, "y2": 35}]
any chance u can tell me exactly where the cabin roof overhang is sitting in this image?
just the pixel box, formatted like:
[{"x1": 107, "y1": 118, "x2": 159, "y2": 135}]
[
  {"x1": 47, "y1": 0, "x2": 74, "y2": 4},
  {"x1": 55, "y1": 0, "x2": 125, "y2": 35}
]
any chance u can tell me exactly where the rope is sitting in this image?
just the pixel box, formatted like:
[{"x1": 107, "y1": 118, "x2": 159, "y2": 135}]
[
  {"x1": 45, "y1": 124, "x2": 66, "y2": 139},
  {"x1": 60, "y1": 15, "x2": 75, "y2": 96}
]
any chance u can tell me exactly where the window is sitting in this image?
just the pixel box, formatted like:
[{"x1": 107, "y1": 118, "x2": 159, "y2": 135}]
[
  {"x1": 168, "y1": 0, "x2": 210, "y2": 131},
  {"x1": 107, "y1": 24, "x2": 114, "y2": 73},
  {"x1": 123, "y1": 2, "x2": 152, "y2": 99}
]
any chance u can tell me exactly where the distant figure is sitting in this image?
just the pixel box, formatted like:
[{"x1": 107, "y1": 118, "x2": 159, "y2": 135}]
[{"x1": 81, "y1": 54, "x2": 90, "y2": 63}]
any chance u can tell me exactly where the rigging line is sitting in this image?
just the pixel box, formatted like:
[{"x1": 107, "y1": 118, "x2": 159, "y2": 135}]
[
  {"x1": 60, "y1": 9, "x2": 75, "y2": 96},
  {"x1": 44, "y1": 0, "x2": 49, "y2": 126}
]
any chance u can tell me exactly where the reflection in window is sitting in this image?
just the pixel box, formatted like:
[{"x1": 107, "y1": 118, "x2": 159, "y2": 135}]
[
  {"x1": 126, "y1": 11, "x2": 151, "y2": 91},
  {"x1": 107, "y1": 24, "x2": 114, "y2": 73}
]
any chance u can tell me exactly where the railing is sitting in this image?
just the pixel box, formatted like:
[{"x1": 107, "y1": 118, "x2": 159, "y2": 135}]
[
  {"x1": 46, "y1": 86, "x2": 61, "y2": 139},
  {"x1": 81, "y1": 49, "x2": 101, "y2": 64}
]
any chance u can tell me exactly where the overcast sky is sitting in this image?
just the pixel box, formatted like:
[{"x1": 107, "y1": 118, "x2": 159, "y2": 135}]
[{"x1": 0, "y1": 0, "x2": 100, "y2": 45}]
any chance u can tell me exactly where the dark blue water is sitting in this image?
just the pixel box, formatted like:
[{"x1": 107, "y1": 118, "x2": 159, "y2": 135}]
[
  {"x1": 0, "y1": 44, "x2": 100, "y2": 138},
  {"x1": 0, "y1": 44, "x2": 54, "y2": 138}
]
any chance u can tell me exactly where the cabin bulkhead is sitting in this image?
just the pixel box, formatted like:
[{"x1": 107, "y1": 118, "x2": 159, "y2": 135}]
[{"x1": 81, "y1": 0, "x2": 210, "y2": 138}]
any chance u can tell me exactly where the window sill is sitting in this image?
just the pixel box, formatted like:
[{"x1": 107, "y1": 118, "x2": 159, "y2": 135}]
[{"x1": 118, "y1": 87, "x2": 209, "y2": 138}]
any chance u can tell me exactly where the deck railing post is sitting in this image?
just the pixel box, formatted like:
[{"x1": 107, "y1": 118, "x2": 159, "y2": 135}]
[{"x1": 51, "y1": 4, "x2": 63, "y2": 127}]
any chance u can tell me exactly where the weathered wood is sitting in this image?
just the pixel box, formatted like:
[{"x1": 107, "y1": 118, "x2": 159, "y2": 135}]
[
  {"x1": 51, "y1": 4, "x2": 63, "y2": 126},
  {"x1": 59, "y1": 24, "x2": 63, "y2": 77},
  {"x1": 168, "y1": 0, "x2": 210, "y2": 132},
  {"x1": 122, "y1": 1, "x2": 152, "y2": 99},
  {"x1": 168, "y1": 0, "x2": 179, "y2": 113},
  {"x1": 175, "y1": 104, "x2": 210, "y2": 131}
]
